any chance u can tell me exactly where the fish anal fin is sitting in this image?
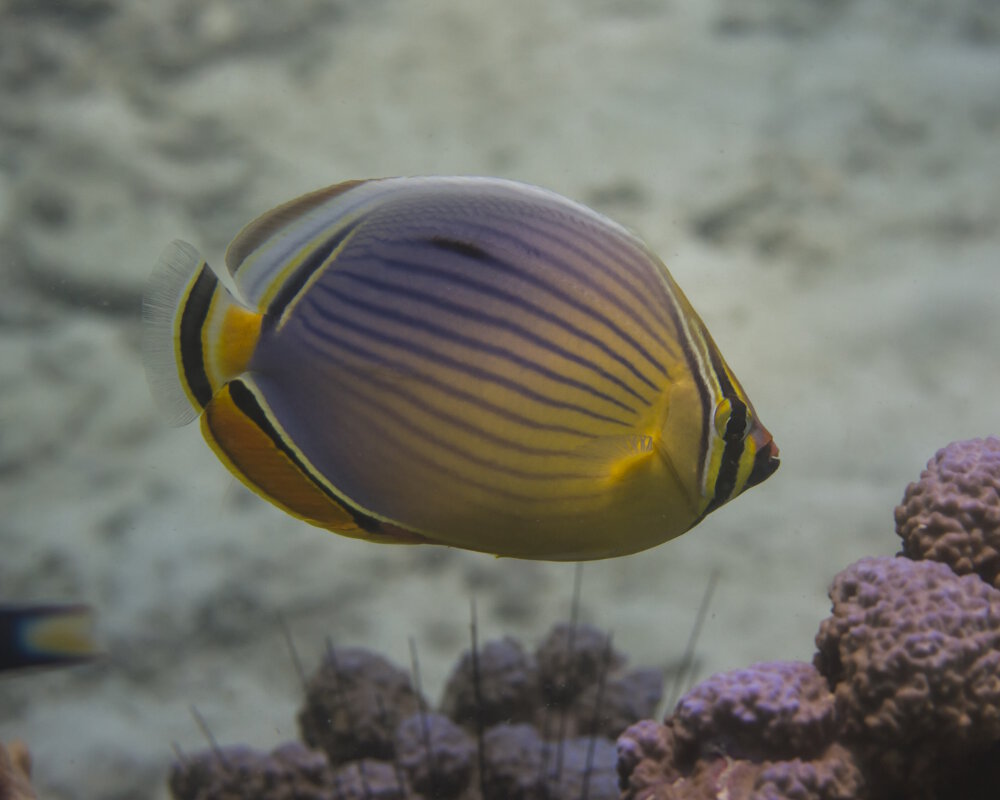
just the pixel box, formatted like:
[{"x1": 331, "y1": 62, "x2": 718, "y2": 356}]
[{"x1": 201, "y1": 378, "x2": 428, "y2": 546}]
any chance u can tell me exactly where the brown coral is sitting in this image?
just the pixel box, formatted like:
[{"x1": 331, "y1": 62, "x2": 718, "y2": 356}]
[{"x1": 895, "y1": 436, "x2": 1000, "y2": 587}]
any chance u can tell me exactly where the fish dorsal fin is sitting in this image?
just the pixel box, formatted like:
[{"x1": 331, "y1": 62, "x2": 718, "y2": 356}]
[{"x1": 224, "y1": 179, "x2": 368, "y2": 280}]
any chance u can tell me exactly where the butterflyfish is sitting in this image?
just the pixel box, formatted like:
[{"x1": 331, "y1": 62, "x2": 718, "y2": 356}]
[
  {"x1": 142, "y1": 177, "x2": 778, "y2": 561},
  {"x1": 0, "y1": 604, "x2": 97, "y2": 672}
]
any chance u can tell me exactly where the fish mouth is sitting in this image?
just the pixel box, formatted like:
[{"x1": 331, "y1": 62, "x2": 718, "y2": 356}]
[{"x1": 746, "y1": 437, "x2": 780, "y2": 489}]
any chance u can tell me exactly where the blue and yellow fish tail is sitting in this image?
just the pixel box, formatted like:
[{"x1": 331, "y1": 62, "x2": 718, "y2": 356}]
[{"x1": 0, "y1": 604, "x2": 97, "y2": 672}]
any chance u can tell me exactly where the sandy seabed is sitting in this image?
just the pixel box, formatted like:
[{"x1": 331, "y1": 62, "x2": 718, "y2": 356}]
[{"x1": 1, "y1": 1, "x2": 999, "y2": 797}]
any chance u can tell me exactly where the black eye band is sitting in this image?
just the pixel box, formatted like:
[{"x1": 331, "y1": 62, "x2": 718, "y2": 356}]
[
  {"x1": 723, "y1": 397, "x2": 748, "y2": 443},
  {"x1": 706, "y1": 395, "x2": 749, "y2": 512}
]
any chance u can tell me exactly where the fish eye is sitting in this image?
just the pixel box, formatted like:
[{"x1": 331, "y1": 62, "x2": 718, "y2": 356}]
[{"x1": 713, "y1": 398, "x2": 752, "y2": 441}]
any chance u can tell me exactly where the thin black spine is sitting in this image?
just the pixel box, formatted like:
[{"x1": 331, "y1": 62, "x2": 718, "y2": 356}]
[
  {"x1": 189, "y1": 704, "x2": 230, "y2": 772},
  {"x1": 580, "y1": 631, "x2": 614, "y2": 800},
  {"x1": 408, "y1": 637, "x2": 439, "y2": 798},
  {"x1": 666, "y1": 569, "x2": 719, "y2": 710},
  {"x1": 470, "y1": 597, "x2": 488, "y2": 799},
  {"x1": 278, "y1": 613, "x2": 309, "y2": 695},
  {"x1": 324, "y1": 637, "x2": 373, "y2": 800},
  {"x1": 170, "y1": 741, "x2": 189, "y2": 768},
  {"x1": 553, "y1": 561, "x2": 585, "y2": 790}
]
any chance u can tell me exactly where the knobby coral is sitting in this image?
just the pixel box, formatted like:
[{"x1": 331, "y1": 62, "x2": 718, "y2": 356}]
[
  {"x1": 815, "y1": 555, "x2": 1000, "y2": 797},
  {"x1": 895, "y1": 436, "x2": 1000, "y2": 587},
  {"x1": 617, "y1": 663, "x2": 863, "y2": 800},
  {"x1": 618, "y1": 437, "x2": 1000, "y2": 800}
]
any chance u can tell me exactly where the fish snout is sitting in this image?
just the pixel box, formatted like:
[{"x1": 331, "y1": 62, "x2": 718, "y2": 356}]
[{"x1": 747, "y1": 430, "x2": 780, "y2": 489}]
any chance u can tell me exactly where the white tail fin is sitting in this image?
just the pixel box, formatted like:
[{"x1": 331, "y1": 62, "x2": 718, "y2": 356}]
[{"x1": 141, "y1": 240, "x2": 208, "y2": 427}]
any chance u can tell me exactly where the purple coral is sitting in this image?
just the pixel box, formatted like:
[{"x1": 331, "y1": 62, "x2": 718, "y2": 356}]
[
  {"x1": 616, "y1": 716, "x2": 863, "y2": 800},
  {"x1": 168, "y1": 742, "x2": 333, "y2": 800},
  {"x1": 536, "y1": 623, "x2": 626, "y2": 704},
  {"x1": 615, "y1": 718, "x2": 681, "y2": 795},
  {"x1": 672, "y1": 660, "x2": 837, "y2": 762},
  {"x1": 814, "y1": 555, "x2": 1000, "y2": 794},
  {"x1": 895, "y1": 436, "x2": 1000, "y2": 587},
  {"x1": 616, "y1": 437, "x2": 1000, "y2": 800},
  {"x1": 441, "y1": 636, "x2": 539, "y2": 729},
  {"x1": 394, "y1": 712, "x2": 475, "y2": 797},
  {"x1": 171, "y1": 621, "x2": 654, "y2": 800},
  {"x1": 329, "y1": 760, "x2": 406, "y2": 799},
  {"x1": 297, "y1": 646, "x2": 424, "y2": 765},
  {"x1": 616, "y1": 664, "x2": 860, "y2": 800},
  {"x1": 441, "y1": 623, "x2": 661, "y2": 744},
  {"x1": 480, "y1": 723, "x2": 618, "y2": 800},
  {"x1": 750, "y1": 745, "x2": 865, "y2": 800},
  {"x1": 618, "y1": 553, "x2": 1000, "y2": 800}
]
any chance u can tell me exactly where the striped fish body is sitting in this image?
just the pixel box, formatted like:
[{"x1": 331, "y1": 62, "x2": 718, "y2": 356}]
[{"x1": 143, "y1": 177, "x2": 778, "y2": 561}]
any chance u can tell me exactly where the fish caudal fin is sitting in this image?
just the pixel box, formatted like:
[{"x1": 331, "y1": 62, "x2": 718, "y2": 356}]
[{"x1": 142, "y1": 240, "x2": 262, "y2": 426}]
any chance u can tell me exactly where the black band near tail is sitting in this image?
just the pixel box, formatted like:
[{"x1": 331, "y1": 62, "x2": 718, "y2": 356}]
[{"x1": 178, "y1": 265, "x2": 217, "y2": 409}]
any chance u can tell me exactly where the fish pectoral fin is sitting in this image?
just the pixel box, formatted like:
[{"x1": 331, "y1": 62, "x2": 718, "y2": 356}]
[{"x1": 569, "y1": 433, "x2": 659, "y2": 481}]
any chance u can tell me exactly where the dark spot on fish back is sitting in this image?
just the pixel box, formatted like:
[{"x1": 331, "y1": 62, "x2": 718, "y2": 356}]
[{"x1": 429, "y1": 236, "x2": 490, "y2": 261}]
